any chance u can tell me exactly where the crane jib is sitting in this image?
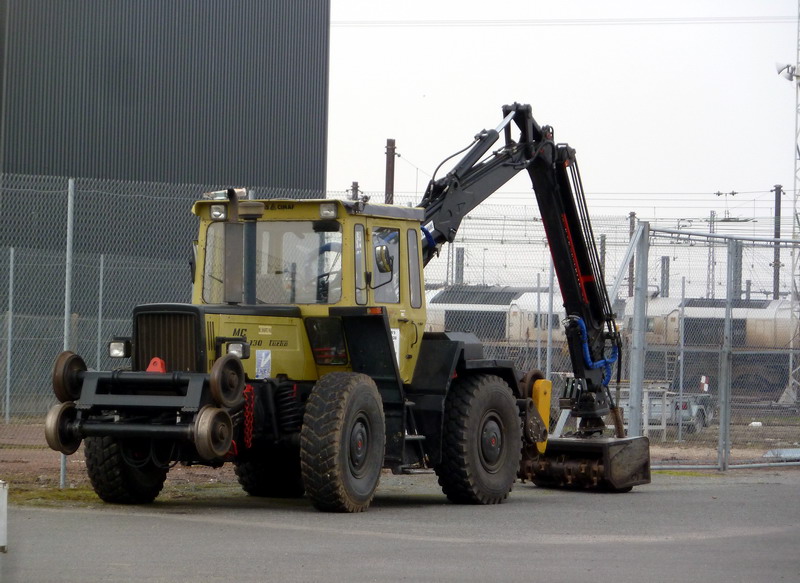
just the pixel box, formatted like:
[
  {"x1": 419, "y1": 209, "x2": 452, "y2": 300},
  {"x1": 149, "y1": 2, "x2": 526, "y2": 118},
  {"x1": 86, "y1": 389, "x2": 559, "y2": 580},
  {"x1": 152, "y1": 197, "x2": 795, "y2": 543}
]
[{"x1": 560, "y1": 212, "x2": 590, "y2": 305}]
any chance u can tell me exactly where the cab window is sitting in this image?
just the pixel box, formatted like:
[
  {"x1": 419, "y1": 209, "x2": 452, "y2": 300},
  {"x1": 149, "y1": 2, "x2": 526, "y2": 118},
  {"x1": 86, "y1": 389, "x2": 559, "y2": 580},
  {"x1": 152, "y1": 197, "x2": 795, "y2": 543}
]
[
  {"x1": 407, "y1": 229, "x2": 422, "y2": 308},
  {"x1": 372, "y1": 226, "x2": 400, "y2": 304},
  {"x1": 354, "y1": 224, "x2": 366, "y2": 305}
]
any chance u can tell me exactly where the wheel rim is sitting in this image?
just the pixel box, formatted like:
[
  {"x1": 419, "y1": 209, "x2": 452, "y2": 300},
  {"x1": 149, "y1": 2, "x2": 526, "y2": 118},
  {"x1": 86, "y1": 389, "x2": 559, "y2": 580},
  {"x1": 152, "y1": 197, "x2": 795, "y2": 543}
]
[
  {"x1": 479, "y1": 411, "x2": 504, "y2": 473},
  {"x1": 348, "y1": 413, "x2": 371, "y2": 478}
]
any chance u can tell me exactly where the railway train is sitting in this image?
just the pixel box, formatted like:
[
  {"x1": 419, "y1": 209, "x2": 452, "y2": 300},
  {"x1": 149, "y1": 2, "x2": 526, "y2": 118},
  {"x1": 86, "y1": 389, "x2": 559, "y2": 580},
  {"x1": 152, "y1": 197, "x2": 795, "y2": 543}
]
[{"x1": 425, "y1": 284, "x2": 797, "y2": 402}]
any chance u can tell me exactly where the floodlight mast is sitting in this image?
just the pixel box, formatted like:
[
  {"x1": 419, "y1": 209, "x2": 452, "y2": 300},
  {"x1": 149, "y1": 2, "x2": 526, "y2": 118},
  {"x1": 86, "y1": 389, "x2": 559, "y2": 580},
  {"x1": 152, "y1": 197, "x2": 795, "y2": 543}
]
[{"x1": 777, "y1": 1, "x2": 800, "y2": 403}]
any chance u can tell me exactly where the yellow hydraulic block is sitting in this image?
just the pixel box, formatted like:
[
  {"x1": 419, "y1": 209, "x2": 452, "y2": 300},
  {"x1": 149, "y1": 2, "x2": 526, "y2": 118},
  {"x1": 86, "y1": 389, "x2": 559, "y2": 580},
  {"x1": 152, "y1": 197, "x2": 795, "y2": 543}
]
[{"x1": 532, "y1": 379, "x2": 551, "y2": 454}]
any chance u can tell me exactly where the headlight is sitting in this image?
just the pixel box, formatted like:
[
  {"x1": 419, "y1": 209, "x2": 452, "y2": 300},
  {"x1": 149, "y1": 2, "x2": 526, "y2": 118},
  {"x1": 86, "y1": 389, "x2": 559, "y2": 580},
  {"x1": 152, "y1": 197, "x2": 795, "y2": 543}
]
[
  {"x1": 108, "y1": 338, "x2": 131, "y2": 358},
  {"x1": 210, "y1": 204, "x2": 227, "y2": 220},
  {"x1": 319, "y1": 203, "x2": 337, "y2": 219},
  {"x1": 226, "y1": 342, "x2": 250, "y2": 359}
]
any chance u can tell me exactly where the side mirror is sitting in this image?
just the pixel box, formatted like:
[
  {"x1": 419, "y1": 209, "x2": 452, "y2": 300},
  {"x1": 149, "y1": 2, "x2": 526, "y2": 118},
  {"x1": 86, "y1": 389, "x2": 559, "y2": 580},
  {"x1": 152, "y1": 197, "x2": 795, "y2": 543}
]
[{"x1": 375, "y1": 245, "x2": 393, "y2": 273}]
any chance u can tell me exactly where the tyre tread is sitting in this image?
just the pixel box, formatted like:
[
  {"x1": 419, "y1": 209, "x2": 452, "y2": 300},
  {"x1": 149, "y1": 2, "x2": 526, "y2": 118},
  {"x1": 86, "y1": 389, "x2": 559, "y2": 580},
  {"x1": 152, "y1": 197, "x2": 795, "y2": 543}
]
[
  {"x1": 300, "y1": 372, "x2": 384, "y2": 513},
  {"x1": 434, "y1": 374, "x2": 521, "y2": 505},
  {"x1": 84, "y1": 436, "x2": 167, "y2": 504}
]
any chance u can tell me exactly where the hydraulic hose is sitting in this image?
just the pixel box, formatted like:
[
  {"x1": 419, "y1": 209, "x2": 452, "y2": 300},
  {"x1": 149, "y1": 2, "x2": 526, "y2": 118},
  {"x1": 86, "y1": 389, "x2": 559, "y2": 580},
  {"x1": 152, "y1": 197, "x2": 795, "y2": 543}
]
[{"x1": 572, "y1": 316, "x2": 619, "y2": 385}]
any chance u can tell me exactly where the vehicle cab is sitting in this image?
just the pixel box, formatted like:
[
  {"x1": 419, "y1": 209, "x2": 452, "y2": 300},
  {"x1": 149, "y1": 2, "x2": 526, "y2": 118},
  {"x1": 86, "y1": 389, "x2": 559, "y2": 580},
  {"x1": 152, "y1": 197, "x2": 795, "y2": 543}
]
[{"x1": 191, "y1": 190, "x2": 427, "y2": 384}]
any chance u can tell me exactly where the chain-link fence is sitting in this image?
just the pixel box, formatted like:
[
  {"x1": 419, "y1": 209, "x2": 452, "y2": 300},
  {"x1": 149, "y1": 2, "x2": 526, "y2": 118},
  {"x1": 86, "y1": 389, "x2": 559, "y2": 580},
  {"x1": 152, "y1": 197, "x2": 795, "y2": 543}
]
[
  {"x1": 1, "y1": 177, "x2": 799, "y2": 487},
  {"x1": 624, "y1": 225, "x2": 800, "y2": 469}
]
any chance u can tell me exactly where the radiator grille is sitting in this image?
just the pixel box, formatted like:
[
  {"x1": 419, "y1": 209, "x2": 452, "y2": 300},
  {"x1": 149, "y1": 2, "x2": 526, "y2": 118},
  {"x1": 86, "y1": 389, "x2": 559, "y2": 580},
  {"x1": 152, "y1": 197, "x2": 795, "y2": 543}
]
[{"x1": 134, "y1": 312, "x2": 201, "y2": 372}]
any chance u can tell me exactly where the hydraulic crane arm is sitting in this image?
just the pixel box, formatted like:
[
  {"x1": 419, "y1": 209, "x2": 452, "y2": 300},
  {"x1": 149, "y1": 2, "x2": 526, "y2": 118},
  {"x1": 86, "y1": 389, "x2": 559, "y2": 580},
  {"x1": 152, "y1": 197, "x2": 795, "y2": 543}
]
[
  {"x1": 417, "y1": 103, "x2": 621, "y2": 421},
  {"x1": 418, "y1": 104, "x2": 543, "y2": 266}
]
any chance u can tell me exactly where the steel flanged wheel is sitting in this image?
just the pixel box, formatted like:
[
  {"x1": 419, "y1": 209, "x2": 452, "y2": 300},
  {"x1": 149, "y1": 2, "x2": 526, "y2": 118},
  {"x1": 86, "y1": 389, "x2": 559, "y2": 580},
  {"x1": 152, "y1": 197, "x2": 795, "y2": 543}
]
[
  {"x1": 521, "y1": 369, "x2": 545, "y2": 399},
  {"x1": 52, "y1": 351, "x2": 87, "y2": 403},
  {"x1": 194, "y1": 406, "x2": 233, "y2": 460},
  {"x1": 44, "y1": 401, "x2": 82, "y2": 455},
  {"x1": 209, "y1": 354, "x2": 245, "y2": 408}
]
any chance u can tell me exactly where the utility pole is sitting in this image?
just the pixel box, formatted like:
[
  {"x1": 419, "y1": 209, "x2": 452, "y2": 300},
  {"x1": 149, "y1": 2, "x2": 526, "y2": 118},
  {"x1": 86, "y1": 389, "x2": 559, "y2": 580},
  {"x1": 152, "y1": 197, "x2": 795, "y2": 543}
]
[
  {"x1": 385, "y1": 139, "x2": 396, "y2": 205},
  {"x1": 772, "y1": 184, "x2": 783, "y2": 300},
  {"x1": 599, "y1": 234, "x2": 606, "y2": 275},
  {"x1": 706, "y1": 210, "x2": 716, "y2": 299}
]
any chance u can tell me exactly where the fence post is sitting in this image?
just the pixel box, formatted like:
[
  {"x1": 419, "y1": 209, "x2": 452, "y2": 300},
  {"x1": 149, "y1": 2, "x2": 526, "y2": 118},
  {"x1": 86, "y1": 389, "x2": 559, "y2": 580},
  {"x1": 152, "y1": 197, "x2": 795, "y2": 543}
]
[
  {"x1": 677, "y1": 276, "x2": 686, "y2": 441},
  {"x1": 96, "y1": 254, "x2": 104, "y2": 368},
  {"x1": 0, "y1": 480, "x2": 7, "y2": 553},
  {"x1": 545, "y1": 259, "x2": 555, "y2": 381},
  {"x1": 536, "y1": 272, "x2": 542, "y2": 371},
  {"x1": 61, "y1": 178, "x2": 76, "y2": 488},
  {"x1": 717, "y1": 239, "x2": 737, "y2": 471},
  {"x1": 4, "y1": 248, "x2": 12, "y2": 424},
  {"x1": 628, "y1": 221, "x2": 650, "y2": 437}
]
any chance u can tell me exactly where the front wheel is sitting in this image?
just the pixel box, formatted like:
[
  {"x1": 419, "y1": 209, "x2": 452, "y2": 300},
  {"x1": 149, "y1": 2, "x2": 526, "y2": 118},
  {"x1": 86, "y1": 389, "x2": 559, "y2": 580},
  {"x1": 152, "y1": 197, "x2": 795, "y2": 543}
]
[
  {"x1": 300, "y1": 372, "x2": 385, "y2": 512},
  {"x1": 84, "y1": 436, "x2": 168, "y2": 504},
  {"x1": 435, "y1": 374, "x2": 522, "y2": 504}
]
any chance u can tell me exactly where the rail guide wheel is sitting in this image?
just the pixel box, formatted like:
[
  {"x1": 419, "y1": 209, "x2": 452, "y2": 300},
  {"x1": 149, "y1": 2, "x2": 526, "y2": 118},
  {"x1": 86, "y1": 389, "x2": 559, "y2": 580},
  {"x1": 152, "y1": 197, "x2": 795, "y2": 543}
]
[
  {"x1": 193, "y1": 406, "x2": 233, "y2": 460},
  {"x1": 209, "y1": 354, "x2": 245, "y2": 408},
  {"x1": 44, "y1": 401, "x2": 82, "y2": 455},
  {"x1": 52, "y1": 351, "x2": 87, "y2": 403}
]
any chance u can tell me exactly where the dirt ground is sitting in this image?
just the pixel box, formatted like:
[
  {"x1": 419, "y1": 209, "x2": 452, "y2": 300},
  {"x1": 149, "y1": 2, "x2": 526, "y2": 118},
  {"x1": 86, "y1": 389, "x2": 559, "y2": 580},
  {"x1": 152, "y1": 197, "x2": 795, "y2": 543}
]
[{"x1": 2, "y1": 421, "x2": 795, "y2": 494}]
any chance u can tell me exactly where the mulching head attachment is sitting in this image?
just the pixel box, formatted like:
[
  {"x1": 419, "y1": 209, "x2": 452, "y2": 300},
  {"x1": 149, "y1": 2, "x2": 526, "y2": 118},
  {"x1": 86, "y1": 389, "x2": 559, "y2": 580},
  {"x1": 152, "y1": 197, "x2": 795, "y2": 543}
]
[{"x1": 519, "y1": 435, "x2": 651, "y2": 493}]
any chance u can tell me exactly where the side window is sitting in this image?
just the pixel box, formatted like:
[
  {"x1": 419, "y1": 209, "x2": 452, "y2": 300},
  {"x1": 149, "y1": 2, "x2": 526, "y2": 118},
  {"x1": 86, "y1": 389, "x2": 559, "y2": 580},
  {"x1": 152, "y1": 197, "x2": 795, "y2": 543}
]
[
  {"x1": 203, "y1": 223, "x2": 225, "y2": 303},
  {"x1": 407, "y1": 229, "x2": 422, "y2": 309},
  {"x1": 372, "y1": 226, "x2": 400, "y2": 304},
  {"x1": 354, "y1": 224, "x2": 366, "y2": 305}
]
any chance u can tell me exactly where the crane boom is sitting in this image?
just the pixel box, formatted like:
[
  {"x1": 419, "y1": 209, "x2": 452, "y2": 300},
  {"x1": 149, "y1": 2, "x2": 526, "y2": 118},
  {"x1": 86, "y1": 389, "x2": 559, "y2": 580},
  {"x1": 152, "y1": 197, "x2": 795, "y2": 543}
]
[{"x1": 417, "y1": 102, "x2": 621, "y2": 424}]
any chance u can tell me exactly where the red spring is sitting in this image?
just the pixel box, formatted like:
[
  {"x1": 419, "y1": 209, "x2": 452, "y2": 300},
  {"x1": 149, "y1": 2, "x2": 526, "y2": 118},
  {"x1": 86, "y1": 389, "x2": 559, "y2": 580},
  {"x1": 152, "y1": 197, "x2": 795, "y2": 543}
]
[{"x1": 244, "y1": 385, "x2": 255, "y2": 449}]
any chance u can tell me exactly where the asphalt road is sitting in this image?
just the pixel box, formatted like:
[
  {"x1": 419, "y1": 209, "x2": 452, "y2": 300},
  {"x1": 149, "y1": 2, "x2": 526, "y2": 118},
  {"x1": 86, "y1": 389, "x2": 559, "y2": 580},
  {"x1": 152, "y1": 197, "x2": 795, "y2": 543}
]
[{"x1": 1, "y1": 469, "x2": 798, "y2": 583}]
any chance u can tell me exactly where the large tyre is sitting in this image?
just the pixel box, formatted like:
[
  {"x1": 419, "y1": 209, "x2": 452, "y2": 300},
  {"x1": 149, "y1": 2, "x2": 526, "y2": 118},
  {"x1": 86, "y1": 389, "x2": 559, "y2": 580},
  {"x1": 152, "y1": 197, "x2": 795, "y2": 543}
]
[
  {"x1": 84, "y1": 436, "x2": 168, "y2": 504},
  {"x1": 235, "y1": 445, "x2": 305, "y2": 498},
  {"x1": 300, "y1": 372, "x2": 385, "y2": 513},
  {"x1": 435, "y1": 374, "x2": 522, "y2": 504}
]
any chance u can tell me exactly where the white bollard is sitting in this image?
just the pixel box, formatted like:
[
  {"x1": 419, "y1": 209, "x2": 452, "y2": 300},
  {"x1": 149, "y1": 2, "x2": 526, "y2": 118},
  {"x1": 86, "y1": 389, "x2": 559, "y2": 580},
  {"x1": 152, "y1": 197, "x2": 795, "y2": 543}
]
[{"x1": 0, "y1": 480, "x2": 7, "y2": 552}]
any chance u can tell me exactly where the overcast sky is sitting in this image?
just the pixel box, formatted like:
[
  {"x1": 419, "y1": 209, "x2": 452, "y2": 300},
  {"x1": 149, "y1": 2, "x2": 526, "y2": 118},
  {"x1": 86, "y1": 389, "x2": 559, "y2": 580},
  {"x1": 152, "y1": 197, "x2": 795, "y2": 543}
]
[{"x1": 326, "y1": 0, "x2": 798, "y2": 227}]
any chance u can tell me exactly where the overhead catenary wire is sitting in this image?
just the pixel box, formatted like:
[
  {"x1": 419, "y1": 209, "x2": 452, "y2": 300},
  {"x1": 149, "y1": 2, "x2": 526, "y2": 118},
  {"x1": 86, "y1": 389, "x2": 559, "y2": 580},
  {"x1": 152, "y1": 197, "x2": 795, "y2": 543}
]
[{"x1": 332, "y1": 16, "x2": 796, "y2": 28}]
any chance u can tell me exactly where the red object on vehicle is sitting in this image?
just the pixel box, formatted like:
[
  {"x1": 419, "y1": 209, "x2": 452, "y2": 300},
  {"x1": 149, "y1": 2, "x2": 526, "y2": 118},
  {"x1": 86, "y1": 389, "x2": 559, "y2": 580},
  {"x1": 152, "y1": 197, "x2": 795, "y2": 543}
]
[{"x1": 146, "y1": 357, "x2": 167, "y2": 373}]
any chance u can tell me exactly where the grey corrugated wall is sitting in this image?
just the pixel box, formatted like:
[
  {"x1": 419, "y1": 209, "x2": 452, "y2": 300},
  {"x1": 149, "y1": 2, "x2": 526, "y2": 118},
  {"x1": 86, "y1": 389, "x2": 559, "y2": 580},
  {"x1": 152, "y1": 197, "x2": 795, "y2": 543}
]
[{"x1": 0, "y1": 0, "x2": 329, "y2": 189}]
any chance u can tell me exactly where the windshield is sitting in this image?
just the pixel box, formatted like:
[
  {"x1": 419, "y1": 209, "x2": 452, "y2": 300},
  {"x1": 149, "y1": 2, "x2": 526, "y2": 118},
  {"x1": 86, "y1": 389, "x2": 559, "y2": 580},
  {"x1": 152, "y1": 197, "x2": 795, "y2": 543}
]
[{"x1": 203, "y1": 220, "x2": 343, "y2": 304}]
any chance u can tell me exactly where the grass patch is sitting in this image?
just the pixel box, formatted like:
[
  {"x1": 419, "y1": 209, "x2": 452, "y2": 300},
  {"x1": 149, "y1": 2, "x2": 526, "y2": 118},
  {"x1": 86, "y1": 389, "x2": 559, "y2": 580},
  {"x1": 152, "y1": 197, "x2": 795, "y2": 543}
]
[
  {"x1": 7, "y1": 480, "x2": 243, "y2": 507},
  {"x1": 9, "y1": 484, "x2": 100, "y2": 506},
  {"x1": 653, "y1": 469, "x2": 720, "y2": 478}
]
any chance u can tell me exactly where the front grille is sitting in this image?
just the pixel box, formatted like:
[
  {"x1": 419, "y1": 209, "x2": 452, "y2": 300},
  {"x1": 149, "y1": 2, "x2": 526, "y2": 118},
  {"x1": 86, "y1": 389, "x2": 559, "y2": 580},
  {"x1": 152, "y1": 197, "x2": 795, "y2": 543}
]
[{"x1": 134, "y1": 311, "x2": 202, "y2": 372}]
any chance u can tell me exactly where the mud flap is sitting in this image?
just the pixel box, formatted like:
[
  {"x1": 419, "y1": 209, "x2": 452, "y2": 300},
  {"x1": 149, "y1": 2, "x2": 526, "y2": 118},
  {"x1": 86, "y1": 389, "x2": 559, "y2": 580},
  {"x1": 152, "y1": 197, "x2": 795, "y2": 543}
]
[{"x1": 521, "y1": 436, "x2": 651, "y2": 492}]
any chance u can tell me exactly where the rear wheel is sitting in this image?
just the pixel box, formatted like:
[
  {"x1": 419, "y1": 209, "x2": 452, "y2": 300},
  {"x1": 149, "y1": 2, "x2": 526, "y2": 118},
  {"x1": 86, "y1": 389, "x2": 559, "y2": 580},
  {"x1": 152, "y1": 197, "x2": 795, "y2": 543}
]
[
  {"x1": 300, "y1": 372, "x2": 385, "y2": 513},
  {"x1": 687, "y1": 410, "x2": 705, "y2": 434},
  {"x1": 235, "y1": 445, "x2": 305, "y2": 498},
  {"x1": 435, "y1": 374, "x2": 522, "y2": 504},
  {"x1": 84, "y1": 436, "x2": 168, "y2": 504}
]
